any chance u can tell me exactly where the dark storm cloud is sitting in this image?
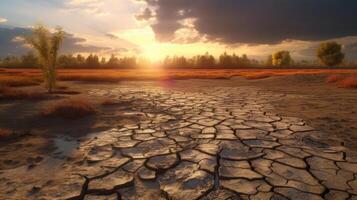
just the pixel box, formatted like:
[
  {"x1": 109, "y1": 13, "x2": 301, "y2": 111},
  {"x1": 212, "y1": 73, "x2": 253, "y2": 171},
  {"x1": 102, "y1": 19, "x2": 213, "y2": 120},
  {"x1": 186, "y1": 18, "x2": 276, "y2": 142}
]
[
  {"x1": 0, "y1": 26, "x2": 109, "y2": 57},
  {"x1": 62, "y1": 33, "x2": 110, "y2": 53},
  {"x1": 135, "y1": 8, "x2": 154, "y2": 21},
  {"x1": 0, "y1": 27, "x2": 30, "y2": 57},
  {"x1": 140, "y1": 0, "x2": 357, "y2": 44}
]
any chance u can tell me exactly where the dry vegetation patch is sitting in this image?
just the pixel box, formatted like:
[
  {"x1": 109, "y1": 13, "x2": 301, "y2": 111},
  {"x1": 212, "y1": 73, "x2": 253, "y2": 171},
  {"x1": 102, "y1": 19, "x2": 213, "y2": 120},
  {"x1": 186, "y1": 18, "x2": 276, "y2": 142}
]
[
  {"x1": 0, "y1": 75, "x2": 41, "y2": 87},
  {"x1": 338, "y1": 77, "x2": 357, "y2": 89},
  {"x1": 42, "y1": 98, "x2": 96, "y2": 119},
  {"x1": 245, "y1": 73, "x2": 272, "y2": 80},
  {"x1": 56, "y1": 85, "x2": 68, "y2": 90},
  {"x1": 325, "y1": 75, "x2": 344, "y2": 83},
  {"x1": 1, "y1": 68, "x2": 357, "y2": 83},
  {"x1": 0, "y1": 87, "x2": 46, "y2": 100},
  {"x1": 101, "y1": 98, "x2": 119, "y2": 106},
  {"x1": 325, "y1": 75, "x2": 357, "y2": 89},
  {"x1": 51, "y1": 90, "x2": 81, "y2": 95},
  {"x1": 0, "y1": 129, "x2": 12, "y2": 139}
]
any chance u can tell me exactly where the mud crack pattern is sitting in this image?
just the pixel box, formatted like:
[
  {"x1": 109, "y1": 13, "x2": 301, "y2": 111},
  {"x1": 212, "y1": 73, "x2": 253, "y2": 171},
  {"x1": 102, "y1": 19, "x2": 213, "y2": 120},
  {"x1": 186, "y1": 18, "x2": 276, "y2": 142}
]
[{"x1": 1, "y1": 85, "x2": 357, "y2": 200}]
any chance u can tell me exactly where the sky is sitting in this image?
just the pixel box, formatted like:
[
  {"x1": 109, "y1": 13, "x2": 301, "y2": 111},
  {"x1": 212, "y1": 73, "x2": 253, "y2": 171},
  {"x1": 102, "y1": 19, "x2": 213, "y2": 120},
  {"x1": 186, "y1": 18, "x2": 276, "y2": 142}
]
[{"x1": 1, "y1": 0, "x2": 357, "y2": 62}]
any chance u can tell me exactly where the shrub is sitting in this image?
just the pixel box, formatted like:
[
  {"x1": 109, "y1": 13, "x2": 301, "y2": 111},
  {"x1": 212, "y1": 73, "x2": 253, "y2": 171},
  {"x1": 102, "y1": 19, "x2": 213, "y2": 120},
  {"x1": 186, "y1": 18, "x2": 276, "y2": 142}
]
[
  {"x1": 245, "y1": 73, "x2": 272, "y2": 80},
  {"x1": 317, "y1": 42, "x2": 344, "y2": 66},
  {"x1": 338, "y1": 77, "x2": 357, "y2": 89},
  {"x1": 0, "y1": 129, "x2": 12, "y2": 138},
  {"x1": 325, "y1": 75, "x2": 344, "y2": 83},
  {"x1": 0, "y1": 76, "x2": 41, "y2": 87},
  {"x1": 42, "y1": 98, "x2": 96, "y2": 119},
  {"x1": 101, "y1": 98, "x2": 119, "y2": 106},
  {"x1": 272, "y1": 51, "x2": 292, "y2": 67},
  {"x1": 25, "y1": 24, "x2": 64, "y2": 93},
  {"x1": 0, "y1": 87, "x2": 46, "y2": 100}
]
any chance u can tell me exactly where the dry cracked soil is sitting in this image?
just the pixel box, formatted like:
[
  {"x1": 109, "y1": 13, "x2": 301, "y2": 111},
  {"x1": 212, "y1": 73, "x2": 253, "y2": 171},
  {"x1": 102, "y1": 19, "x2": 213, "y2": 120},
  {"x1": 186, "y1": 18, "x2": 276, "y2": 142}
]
[{"x1": 0, "y1": 75, "x2": 356, "y2": 200}]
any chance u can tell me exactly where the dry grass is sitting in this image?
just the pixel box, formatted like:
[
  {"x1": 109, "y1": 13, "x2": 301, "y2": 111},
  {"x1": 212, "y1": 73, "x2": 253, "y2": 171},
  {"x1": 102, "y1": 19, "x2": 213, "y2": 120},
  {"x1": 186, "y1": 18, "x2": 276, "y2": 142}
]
[
  {"x1": 1, "y1": 68, "x2": 357, "y2": 83},
  {"x1": 56, "y1": 85, "x2": 68, "y2": 90},
  {"x1": 51, "y1": 90, "x2": 80, "y2": 95},
  {"x1": 0, "y1": 87, "x2": 46, "y2": 100},
  {"x1": 338, "y1": 77, "x2": 357, "y2": 89},
  {"x1": 55, "y1": 69, "x2": 357, "y2": 81},
  {"x1": 325, "y1": 74, "x2": 357, "y2": 89},
  {"x1": 325, "y1": 75, "x2": 345, "y2": 83},
  {"x1": 0, "y1": 129, "x2": 12, "y2": 138},
  {"x1": 42, "y1": 98, "x2": 96, "y2": 119},
  {"x1": 245, "y1": 73, "x2": 272, "y2": 80},
  {"x1": 0, "y1": 75, "x2": 42, "y2": 87},
  {"x1": 101, "y1": 98, "x2": 119, "y2": 106}
]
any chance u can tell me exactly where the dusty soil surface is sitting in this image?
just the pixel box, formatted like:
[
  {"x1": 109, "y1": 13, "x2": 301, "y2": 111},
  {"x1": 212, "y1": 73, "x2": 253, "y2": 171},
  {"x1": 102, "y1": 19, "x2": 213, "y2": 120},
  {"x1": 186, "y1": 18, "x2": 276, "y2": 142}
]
[
  {"x1": 0, "y1": 74, "x2": 356, "y2": 200},
  {"x1": 229, "y1": 74, "x2": 357, "y2": 150}
]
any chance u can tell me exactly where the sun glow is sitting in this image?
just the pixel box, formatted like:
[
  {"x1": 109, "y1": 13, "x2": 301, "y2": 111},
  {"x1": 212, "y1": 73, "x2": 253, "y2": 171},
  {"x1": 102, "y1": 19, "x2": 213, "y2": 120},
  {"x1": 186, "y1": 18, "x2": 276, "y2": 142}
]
[{"x1": 114, "y1": 26, "x2": 249, "y2": 61}]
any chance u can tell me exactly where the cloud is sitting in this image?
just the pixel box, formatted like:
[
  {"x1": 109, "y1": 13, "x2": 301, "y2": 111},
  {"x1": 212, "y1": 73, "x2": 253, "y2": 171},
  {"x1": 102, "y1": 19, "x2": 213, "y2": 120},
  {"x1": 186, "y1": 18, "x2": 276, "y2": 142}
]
[
  {"x1": 105, "y1": 33, "x2": 119, "y2": 40},
  {"x1": 140, "y1": 0, "x2": 357, "y2": 44},
  {"x1": 0, "y1": 26, "x2": 111, "y2": 57},
  {"x1": 0, "y1": 27, "x2": 31, "y2": 57},
  {"x1": 0, "y1": 18, "x2": 7, "y2": 23},
  {"x1": 64, "y1": 0, "x2": 109, "y2": 17},
  {"x1": 62, "y1": 32, "x2": 111, "y2": 53},
  {"x1": 135, "y1": 8, "x2": 154, "y2": 21},
  {"x1": 67, "y1": 0, "x2": 100, "y2": 5}
]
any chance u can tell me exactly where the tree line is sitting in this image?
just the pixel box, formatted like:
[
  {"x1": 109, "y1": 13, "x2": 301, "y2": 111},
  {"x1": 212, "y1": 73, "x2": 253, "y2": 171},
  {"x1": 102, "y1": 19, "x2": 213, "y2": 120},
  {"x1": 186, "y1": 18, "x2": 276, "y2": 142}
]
[
  {"x1": 10, "y1": 24, "x2": 352, "y2": 93},
  {"x1": 0, "y1": 53, "x2": 138, "y2": 69},
  {"x1": 266, "y1": 42, "x2": 345, "y2": 67},
  {"x1": 163, "y1": 52, "x2": 260, "y2": 68},
  {"x1": 0, "y1": 41, "x2": 350, "y2": 69},
  {"x1": 0, "y1": 52, "x2": 259, "y2": 69}
]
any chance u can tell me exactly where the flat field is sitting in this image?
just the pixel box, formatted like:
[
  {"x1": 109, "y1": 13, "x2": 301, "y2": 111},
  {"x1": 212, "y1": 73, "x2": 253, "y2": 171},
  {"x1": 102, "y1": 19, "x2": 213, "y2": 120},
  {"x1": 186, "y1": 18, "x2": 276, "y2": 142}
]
[
  {"x1": 0, "y1": 68, "x2": 357, "y2": 199},
  {"x1": 1, "y1": 68, "x2": 357, "y2": 85}
]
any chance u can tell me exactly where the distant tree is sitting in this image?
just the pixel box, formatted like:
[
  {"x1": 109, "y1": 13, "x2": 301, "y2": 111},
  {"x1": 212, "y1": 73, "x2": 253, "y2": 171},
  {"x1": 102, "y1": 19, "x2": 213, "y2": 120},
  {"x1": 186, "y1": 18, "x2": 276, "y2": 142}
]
[
  {"x1": 219, "y1": 52, "x2": 233, "y2": 67},
  {"x1": 1, "y1": 56, "x2": 21, "y2": 67},
  {"x1": 272, "y1": 51, "x2": 292, "y2": 67},
  {"x1": 163, "y1": 55, "x2": 192, "y2": 68},
  {"x1": 100, "y1": 57, "x2": 106, "y2": 66},
  {"x1": 86, "y1": 54, "x2": 100, "y2": 68},
  {"x1": 76, "y1": 54, "x2": 85, "y2": 66},
  {"x1": 195, "y1": 52, "x2": 215, "y2": 68},
  {"x1": 21, "y1": 52, "x2": 39, "y2": 68},
  {"x1": 58, "y1": 54, "x2": 79, "y2": 68},
  {"x1": 218, "y1": 52, "x2": 252, "y2": 68},
  {"x1": 107, "y1": 54, "x2": 119, "y2": 67},
  {"x1": 119, "y1": 57, "x2": 137, "y2": 68},
  {"x1": 241, "y1": 54, "x2": 249, "y2": 65},
  {"x1": 317, "y1": 42, "x2": 344, "y2": 66},
  {"x1": 176, "y1": 56, "x2": 190, "y2": 67},
  {"x1": 25, "y1": 24, "x2": 64, "y2": 93}
]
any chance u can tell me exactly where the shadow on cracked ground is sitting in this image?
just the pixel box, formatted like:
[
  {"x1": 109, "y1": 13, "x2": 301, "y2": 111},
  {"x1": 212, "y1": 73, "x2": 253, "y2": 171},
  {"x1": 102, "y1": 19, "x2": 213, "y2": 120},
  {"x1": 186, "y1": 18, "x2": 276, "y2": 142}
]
[{"x1": 0, "y1": 74, "x2": 356, "y2": 200}]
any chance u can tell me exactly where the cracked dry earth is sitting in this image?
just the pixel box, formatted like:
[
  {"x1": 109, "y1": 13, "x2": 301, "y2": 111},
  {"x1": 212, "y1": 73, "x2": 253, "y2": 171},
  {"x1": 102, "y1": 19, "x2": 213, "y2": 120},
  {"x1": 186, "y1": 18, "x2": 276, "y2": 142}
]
[{"x1": 1, "y1": 83, "x2": 357, "y2": 200}]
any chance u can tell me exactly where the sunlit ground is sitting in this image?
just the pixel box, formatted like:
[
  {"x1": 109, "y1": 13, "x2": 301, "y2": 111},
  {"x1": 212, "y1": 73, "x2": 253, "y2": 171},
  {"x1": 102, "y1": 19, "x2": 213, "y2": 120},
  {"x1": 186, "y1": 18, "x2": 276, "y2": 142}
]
[{"x1": 1, "y1": 68, "x2": 357, "y2": 84}]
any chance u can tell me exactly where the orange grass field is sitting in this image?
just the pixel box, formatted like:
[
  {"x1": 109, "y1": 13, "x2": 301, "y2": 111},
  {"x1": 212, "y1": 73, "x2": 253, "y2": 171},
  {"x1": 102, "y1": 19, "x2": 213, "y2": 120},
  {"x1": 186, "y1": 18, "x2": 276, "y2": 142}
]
[{"x1": 1, "y1": 68, "x2": 357, "y2": 86}]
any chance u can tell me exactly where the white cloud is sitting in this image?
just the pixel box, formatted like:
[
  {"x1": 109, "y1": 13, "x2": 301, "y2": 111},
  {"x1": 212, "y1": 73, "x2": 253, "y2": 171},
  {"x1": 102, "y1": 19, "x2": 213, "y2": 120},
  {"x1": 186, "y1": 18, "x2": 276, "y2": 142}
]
[
  {"x1": 67, "y1": 0, "x2": 100, "y2": 6},
  {"x1": 0, "y1": 17, "x2": 7, "y2": 23},
  {"x1": 64, "y1": 0, "x2": 108, "y2": 17}
]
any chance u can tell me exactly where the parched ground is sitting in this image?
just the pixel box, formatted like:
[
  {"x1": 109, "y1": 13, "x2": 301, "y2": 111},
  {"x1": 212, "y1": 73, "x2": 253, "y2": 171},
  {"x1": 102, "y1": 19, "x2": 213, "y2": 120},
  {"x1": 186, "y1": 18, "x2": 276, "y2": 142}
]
[{"x1": 0, "y1": 74, "x2": 356, "y2": 200}]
